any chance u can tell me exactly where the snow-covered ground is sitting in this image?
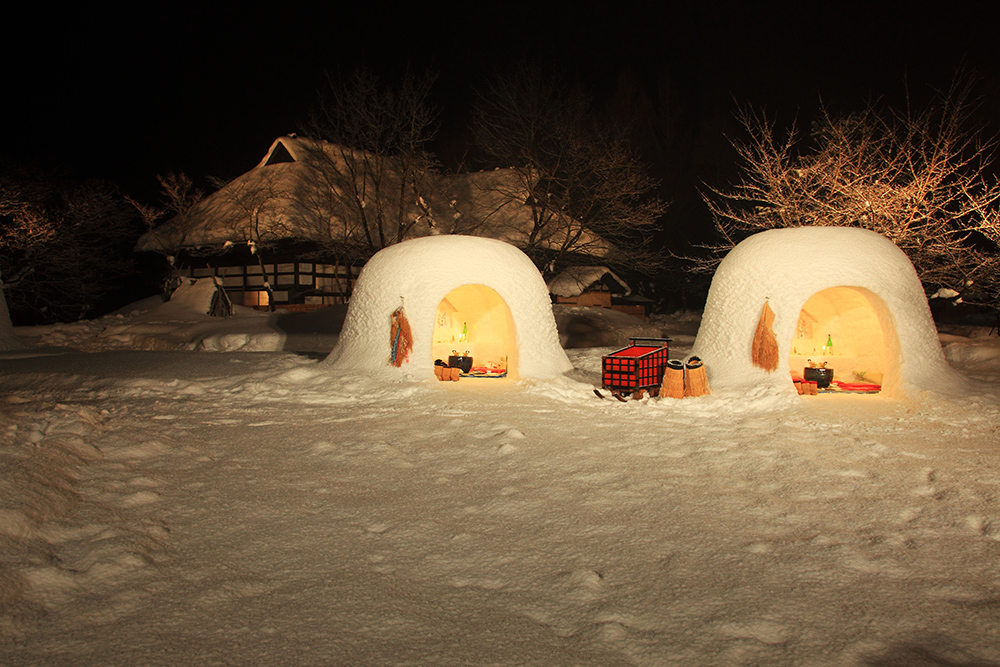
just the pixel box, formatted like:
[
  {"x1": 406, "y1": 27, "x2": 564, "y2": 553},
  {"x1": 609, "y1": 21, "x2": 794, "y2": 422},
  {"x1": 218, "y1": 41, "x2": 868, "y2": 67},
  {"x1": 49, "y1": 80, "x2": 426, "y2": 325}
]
[{"x1": 2, "y1": 299, "x2": 1000, "y2": 666}]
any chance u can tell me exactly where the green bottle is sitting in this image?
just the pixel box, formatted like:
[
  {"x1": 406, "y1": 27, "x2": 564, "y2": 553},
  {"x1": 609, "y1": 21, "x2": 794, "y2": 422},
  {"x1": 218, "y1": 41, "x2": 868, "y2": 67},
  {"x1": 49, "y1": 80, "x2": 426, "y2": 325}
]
[{"x1": 825, "y1": 334, "x2": 834, "y2": 355}]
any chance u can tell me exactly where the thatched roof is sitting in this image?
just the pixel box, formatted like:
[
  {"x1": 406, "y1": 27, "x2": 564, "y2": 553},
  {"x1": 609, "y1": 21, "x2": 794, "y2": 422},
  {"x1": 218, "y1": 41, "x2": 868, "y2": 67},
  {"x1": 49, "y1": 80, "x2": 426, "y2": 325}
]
[{"x1": 136, "y1": 136, "x2": 611, "y2": 258}]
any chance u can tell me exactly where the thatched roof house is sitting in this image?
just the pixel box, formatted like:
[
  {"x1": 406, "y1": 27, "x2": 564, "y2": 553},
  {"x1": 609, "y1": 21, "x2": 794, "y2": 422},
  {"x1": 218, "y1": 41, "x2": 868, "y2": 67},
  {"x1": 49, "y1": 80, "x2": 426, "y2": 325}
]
[{"x1": 137, "y1": 136, "x2": 611, "y2": 308}]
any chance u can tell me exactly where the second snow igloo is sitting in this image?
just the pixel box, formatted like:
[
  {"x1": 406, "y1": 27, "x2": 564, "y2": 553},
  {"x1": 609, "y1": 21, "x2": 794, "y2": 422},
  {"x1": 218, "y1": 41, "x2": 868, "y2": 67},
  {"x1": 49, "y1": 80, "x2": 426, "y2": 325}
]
[
  {"x1": 691, "y1": 227, "x2": 965, "y2": 398},
  {"x1": 324, "y1": 235, "x2": 572, "y2": 380}
]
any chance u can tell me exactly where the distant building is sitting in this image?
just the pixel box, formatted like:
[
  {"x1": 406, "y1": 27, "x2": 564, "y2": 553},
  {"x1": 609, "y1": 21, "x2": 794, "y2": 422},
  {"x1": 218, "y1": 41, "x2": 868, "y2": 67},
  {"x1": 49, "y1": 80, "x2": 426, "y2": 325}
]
[
  {"x1": 137, "y1": 135, "x2": 611, "y2": 309},
  {"x1": 547, "y1": 266, "x2": 650, "y2": 320}
]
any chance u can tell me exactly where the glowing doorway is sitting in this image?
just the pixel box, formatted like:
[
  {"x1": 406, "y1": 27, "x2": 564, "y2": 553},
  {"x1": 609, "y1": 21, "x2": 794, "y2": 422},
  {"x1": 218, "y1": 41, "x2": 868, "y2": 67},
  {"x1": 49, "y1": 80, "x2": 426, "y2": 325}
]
[
  {"x1": 432, "y1": 285, "x2": 517, "y2": 377},
  {"x1": 789, "y1": 286, "x2": 899, "y2": 391}
]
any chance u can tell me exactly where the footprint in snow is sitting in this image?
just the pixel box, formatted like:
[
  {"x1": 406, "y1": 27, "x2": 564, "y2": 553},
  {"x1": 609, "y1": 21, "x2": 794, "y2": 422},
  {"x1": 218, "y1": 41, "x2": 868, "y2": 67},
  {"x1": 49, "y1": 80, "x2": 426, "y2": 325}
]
[
  {"x1": 449, "y1": 576, "x2": 505, "y2": 590},
  {"x1": 715, "y1": 619, "x2": 791, "y2": 645},
  {"x1": 964, "y1": 515, "x2": 997, "y2": 538},
  {"x1": 556, "y1": 568, "x2": 607, "y2": 602},
  {"x1": 596, "y1": 621, "x2": 628, "y2": 642},
  {"x1": 121, "y1": 491, "x2": 161, "y2": 507},
  {"x1": 106, "y1": 440, "x2": 172, "y2": 460},
  {"x1": 492, "y1": 428, "x2": 525, "y2": 454}
]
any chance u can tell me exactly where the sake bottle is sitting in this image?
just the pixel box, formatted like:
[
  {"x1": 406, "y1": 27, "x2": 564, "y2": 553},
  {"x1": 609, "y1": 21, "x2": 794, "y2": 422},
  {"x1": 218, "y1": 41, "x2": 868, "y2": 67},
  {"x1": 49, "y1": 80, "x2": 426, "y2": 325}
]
[{"x1": 824, "y1": 333, "x2": 834, "y2": 356}]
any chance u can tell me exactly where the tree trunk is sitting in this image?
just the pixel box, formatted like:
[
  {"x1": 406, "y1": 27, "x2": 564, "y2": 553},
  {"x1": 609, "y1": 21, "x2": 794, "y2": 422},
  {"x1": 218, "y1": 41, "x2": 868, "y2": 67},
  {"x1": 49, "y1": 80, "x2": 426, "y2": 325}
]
[{"x1": 0, "y1": 281, "x2": 26, "y2": 351}]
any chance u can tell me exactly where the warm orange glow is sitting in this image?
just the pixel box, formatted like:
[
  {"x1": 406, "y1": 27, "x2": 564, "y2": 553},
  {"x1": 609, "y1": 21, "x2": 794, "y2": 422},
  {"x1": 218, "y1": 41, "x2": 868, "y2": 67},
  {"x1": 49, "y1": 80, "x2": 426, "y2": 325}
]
[
  {"x1": 432, "y1": 285, "x2": 516, "y2": 376},
  {"x1": 243, "y1": 290, "x2": 269, "y2": 307},
  {"x1": 789, "y1": 287, "x2": 897, "y2": 388}
]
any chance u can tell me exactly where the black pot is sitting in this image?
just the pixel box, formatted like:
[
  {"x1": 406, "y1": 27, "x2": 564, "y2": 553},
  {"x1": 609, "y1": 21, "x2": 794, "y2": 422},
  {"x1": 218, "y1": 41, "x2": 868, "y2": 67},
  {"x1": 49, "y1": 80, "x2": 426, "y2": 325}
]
[
  {"x1": 803, "y1": 366, "x2": 834, "y2": 389},
  {"x1": 448, "y1": 355, "x2": 473, "y2": 373}
]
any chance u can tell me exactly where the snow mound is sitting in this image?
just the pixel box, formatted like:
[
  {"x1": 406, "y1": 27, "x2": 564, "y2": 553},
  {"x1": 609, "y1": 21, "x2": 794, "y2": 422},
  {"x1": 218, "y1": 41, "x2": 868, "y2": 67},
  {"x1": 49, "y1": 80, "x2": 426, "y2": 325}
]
[
  {"x1": 692, "y1": 227, "x2": 967, "y2": 398},
  {"x1": 553, "y1": 305, "x2": 666, "y2": 349},
  {"x1": 325, "y1": 235, "x2": 572, "y2": 380}
]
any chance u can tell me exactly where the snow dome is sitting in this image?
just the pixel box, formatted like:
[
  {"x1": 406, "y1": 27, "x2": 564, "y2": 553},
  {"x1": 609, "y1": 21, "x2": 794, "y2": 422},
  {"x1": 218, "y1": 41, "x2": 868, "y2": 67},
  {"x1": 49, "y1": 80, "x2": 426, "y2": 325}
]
[
  {"x1": 324, "y1": 235, "x2": 572, "y2": 380},
  {"x1": 691, "y1": 227, "x2": 966, "y2": 398}
]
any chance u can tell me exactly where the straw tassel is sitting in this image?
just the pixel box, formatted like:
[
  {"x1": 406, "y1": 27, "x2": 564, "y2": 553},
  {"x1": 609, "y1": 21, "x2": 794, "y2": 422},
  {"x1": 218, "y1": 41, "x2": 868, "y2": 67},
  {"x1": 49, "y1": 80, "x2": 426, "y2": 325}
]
[
  {"x1": 752, "y1": 300, "x2": 779, "y2": 372},
  {"x1": 389, "y1": 305, "x2": 413, "y2": 367}
]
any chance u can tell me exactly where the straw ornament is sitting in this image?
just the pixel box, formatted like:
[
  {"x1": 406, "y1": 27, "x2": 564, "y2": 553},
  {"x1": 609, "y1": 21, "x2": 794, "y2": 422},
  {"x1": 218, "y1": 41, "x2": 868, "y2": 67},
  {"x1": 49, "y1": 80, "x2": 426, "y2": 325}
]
[
  {"x1": 751, "y1": 299, "x2": 779, "y2": 372},
  {"x1": 389, "y1": 305, "x2": 413, "y2": 367}
]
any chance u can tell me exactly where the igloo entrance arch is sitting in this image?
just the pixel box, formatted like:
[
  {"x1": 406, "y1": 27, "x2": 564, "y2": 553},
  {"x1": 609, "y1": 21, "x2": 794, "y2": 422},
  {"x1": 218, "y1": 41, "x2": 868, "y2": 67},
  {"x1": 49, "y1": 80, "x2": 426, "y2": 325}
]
[
  {"x1": 433, "y1": 285, "x2": 516, "y2": 376},
  {"x1": 789, "y1": 286, "x2": 899, "y2": 391}
]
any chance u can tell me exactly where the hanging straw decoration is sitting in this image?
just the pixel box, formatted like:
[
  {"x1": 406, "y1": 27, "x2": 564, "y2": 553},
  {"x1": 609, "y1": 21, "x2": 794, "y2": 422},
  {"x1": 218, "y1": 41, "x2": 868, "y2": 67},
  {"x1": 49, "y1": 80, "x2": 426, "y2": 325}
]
[
  {"x1": 751, "y1": 299, "x2": 779, "y2": 372},
  {"x1": 389, "y1": 301, "x2": 413, "y2": 367}
]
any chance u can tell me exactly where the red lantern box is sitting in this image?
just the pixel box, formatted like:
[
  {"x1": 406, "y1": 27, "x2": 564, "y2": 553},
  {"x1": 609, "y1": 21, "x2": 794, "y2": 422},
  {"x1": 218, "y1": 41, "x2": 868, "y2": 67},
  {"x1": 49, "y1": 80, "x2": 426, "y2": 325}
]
[{"x1": 601, "y1": 337, "x2": 672, "y2": 396}]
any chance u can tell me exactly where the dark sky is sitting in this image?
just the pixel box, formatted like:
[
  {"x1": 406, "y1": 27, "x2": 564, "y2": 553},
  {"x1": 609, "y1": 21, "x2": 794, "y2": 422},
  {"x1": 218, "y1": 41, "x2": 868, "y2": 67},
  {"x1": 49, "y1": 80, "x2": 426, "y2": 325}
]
[{"x1": 5, "y1": 2, "x2": 998, "y2": 201}]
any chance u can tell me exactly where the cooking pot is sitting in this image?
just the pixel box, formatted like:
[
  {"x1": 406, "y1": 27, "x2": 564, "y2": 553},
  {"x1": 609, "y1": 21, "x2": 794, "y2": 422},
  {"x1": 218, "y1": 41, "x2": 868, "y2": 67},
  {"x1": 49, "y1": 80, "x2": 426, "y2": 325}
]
[
  {"x1": 803, "y1": 366, "x2": 834, "y2": 389},
  {"x1": 448, "y1": 353, "x2": 473, "y2": 374}
]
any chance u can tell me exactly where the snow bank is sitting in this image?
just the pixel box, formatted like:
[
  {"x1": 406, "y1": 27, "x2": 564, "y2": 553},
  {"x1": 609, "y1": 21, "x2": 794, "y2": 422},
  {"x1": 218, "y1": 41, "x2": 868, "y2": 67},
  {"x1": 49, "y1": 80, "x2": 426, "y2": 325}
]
[
  {"x1": 692, "y1": 227, "x2": 967, "y2": 398},
  {"x1": 325, "y1": 236, "x2": 572, "y2": 380},
  {"x1": 552, "y1": 305, "x2": 666, "y2": 349}
]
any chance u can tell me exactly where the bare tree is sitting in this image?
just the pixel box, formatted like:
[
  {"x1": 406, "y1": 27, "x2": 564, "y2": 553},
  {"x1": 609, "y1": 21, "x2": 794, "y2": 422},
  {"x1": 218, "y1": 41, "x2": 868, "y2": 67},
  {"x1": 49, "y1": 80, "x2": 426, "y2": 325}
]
[
  {"x1": 700, "y1": 77, "x2": 1000, "y2": 305},
  {"x1": 296, "y1": 67, "x2": 441, "y2": 264},
  {"x1": 471, "y1": 63, "x2": 666, "y2": 277},
  {"x1": 131, "y1": 173, "x2": 204, "y2": 244},
  {"x1": 128, "y1": 172, "x2": 205, "y2": 293},
  {"x1": 205, "y1": 166, "x2": 295, "y2": 312},
  {"x1": 1, "y1": 162, "x2": 140, "y2": 326},
  {"x1": 0, "y1": 178, "x2": 55, "y2": 347}
]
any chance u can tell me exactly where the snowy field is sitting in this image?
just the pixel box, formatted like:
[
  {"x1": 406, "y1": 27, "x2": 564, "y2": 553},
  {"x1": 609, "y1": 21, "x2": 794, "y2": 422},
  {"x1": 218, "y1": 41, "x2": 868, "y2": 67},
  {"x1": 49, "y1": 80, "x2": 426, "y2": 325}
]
[{"x1": 2, "y1": 301, "x2": 1000, "y2": 666}]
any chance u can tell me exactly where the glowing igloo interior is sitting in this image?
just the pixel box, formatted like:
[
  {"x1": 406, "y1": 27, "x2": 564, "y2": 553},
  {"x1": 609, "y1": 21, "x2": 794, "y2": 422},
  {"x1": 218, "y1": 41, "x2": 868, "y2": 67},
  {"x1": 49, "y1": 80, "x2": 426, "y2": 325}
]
[
  {"x1": 432, "y1": 285, "x2": 517, "y2": 376},
  {"x1": 789, "y1": 286, "x2": 900, "y2": 390}
]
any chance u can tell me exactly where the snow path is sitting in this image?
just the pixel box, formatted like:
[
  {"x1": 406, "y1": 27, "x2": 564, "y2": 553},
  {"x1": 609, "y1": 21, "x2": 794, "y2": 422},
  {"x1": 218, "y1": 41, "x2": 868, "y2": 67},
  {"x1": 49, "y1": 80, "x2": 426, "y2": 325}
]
[{"x1": 2, "y1": 352, "x2": 1000, "y2": 665}]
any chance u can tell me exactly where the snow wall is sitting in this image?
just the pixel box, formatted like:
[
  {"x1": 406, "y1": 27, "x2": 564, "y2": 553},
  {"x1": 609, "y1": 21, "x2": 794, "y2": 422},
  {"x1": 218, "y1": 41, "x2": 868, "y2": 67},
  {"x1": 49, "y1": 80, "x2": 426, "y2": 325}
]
[
  {"x1": 691, "y1": 227, "x2": 966, "y2": 398},
  {"x1": 324, "y1": 235, "x2": 572, "y2": 380}
]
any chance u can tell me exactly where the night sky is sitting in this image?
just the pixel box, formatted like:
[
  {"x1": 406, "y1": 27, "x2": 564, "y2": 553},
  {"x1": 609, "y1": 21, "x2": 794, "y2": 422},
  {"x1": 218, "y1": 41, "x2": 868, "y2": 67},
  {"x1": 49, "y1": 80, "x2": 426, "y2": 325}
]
[{"x1": 5, "y1": 2, "x2": 999, "y2": 202}]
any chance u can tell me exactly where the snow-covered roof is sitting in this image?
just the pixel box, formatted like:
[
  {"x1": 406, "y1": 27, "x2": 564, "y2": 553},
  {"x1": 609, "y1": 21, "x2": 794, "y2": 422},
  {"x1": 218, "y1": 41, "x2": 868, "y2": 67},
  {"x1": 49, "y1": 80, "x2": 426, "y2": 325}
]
[
  {"x1": 546, "y1": 266, "x2": 630, "y2": 298},
  {"x1": 325, "y1": 235, "x2": 572, "y2": 380},
  {"x1": 135, "y1": 136, "x2": 405, "y2": 253},
  {"x1": 136, "y1": 136, "x2": 612, "y2": 259},
  {"x1": 691, "y1": 226, "x2": 966, "y2": 398}
]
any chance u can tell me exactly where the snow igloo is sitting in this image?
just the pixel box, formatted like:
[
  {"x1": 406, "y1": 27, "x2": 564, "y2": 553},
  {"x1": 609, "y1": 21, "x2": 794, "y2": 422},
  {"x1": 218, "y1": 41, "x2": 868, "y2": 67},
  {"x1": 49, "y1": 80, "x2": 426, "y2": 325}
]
[
  {"x1": 691, "y1": 227, "x2": 966, "y2": 398},
  {"x1": 324, "y1": 235, "x2": 572, "y2": 380}
]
